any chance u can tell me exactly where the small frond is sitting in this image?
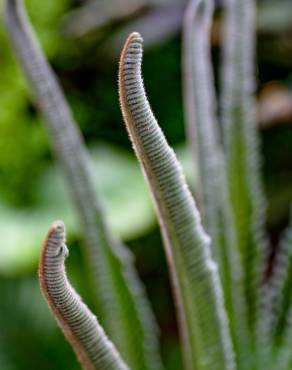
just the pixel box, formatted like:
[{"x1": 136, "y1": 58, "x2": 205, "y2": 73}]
[
  {"x1": 39, "y1": 221, "x2": 129, "y2": 370},
  {"x1": 4, "y1": 2, "x2": 163, "y2": 369},
  {"x1": 119, "y1": 32, "x2": 235, "y2": 370}
]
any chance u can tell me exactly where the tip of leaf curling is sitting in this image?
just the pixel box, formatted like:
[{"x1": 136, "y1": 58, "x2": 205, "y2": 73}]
[
  {"x1": 47, "y1": 221, "x2": 68, "y2": 257},
  {"x1": 49, "y1": 221, "x2": 66, "y2": 240},
  {"x1": 127, "y1": 32, "x2": 143, "y2": 45},
  {"x1": 52, "y1": 220, "x2": 65, "y2": 232}
]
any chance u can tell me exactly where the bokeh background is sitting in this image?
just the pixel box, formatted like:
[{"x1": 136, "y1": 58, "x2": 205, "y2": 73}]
[{"x1": 0, "y1": 0, "x2": 292, "y2": 368}]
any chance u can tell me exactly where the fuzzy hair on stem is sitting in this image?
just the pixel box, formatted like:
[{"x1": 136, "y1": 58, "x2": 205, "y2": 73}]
[
  {"x1": 39, "y1": 221, "x2": 129, "y2": 370},
  {"x1": 220, "y1": 1, "x2": 269, "y2": 361},
  {"x1": 119, "y1": 32, "x2": 235, "y2": 370},
  {"x1": 183, "y1": 1, "x2": 250, "y2": 368}
]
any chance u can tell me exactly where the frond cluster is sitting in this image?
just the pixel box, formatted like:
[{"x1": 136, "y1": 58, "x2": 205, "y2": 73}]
[{"x1": 4, "y1": 0, "x2": 292, "y2": 369}]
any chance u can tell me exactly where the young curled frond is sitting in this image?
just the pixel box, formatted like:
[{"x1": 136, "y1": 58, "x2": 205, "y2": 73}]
[
  {"x1": 119, "y1": 32, "x2": 235, "y2": 370},
  {"x1": 39, "y1": 221, "x2": 129, "y2": 370}
]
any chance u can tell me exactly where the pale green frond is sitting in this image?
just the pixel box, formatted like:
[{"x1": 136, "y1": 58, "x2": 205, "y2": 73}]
[
  {"x1": 183, "y1": 1, "x2": 250, "y2": 368},
  {"x1": 4, "y1": 2, "x2": 163, "y2": 369},
  {"x1": 119, "y1": 32, "x2": 235, "y2": 370},
  {"x1": 183, "y1": 0, "x2": 220, "y2": 212},
  {"x1": 39, "y1": 221, "x2": 129, "y2": 370},
  {"x1": 220, "y1": 0, "x2": 269, "y2": 346}
]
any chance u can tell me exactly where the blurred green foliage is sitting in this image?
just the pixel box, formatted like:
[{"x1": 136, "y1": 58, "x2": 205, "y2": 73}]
[{"x1": 0, "y1": 0, "x2": 71, "y2": 206}]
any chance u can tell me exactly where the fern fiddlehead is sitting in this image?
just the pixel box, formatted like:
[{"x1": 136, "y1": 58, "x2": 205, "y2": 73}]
[
  {"x1": 39, "y1": 221, "x2": 129, "y2": 370},
  {"x1": 119, "y1": 32, "x2": 235, "y2": 370}
]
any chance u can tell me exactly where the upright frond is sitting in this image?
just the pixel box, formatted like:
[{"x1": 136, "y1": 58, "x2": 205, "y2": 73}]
[
  {"x1": 183, "y1": 1, "x2": 250, "y2": 368},
  {"x1": 220, "y1": 0, "x2": 268, "y2": 355},
  {"x1": 4, "y1": 2, "x2": 163, "y2": 369},
  {"x1": 119, "y1": 32, "x2": 235, "y2": 370}
]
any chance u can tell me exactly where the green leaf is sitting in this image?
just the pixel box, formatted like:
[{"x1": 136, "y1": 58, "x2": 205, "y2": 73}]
[{"x1": 119, "y1": 31, "x2": 235, "y2": 370}]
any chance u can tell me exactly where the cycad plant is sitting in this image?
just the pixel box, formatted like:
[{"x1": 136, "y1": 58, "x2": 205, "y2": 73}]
[{"x1": 4, "y1": 0, "x2": 292, "y2": 369}]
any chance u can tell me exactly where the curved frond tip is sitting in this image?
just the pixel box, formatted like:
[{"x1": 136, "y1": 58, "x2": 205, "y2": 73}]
[
  {"x1": 119, "y1": 32, "x2": 235, "y2": 370},
  {"x1": 39, "y1": 221, "x2": 129, "y2": 370}
]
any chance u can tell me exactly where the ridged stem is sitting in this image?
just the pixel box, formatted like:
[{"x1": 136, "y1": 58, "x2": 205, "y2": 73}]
[
  {"x1": 220, "y1": 0, "x2": 268, "y2": 360},
  {"x1": 183, "y1": 1, "x2": 250, "y2": 368},
  {"x1": 119, "y1": 32, "x2": 235, "y2": 370},
  {"x1": 39, "y1": 221, "x2": 129, "y2": 370}
]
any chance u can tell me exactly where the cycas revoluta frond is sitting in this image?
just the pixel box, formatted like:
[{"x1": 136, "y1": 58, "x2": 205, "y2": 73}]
[
  {"x1": 119, "y1": 31, "x2": 235, "y2": 370},
  {"x1": 220, "y1": 0, "x2": 268, "y2": 351},
  {"x1": 183, "y1": 0, "x2": 250, "y2": 368},
  {"x1": 39, "y1": 221, "x2": 129, "y2": 370},
  {"x1": 5, "y1": 1, "x2": 162, "y2": 369}
]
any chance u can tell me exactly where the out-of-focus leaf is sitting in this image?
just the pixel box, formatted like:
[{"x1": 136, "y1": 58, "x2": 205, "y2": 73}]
[
  {"x1": 61, "y1": 0, "x2": 147, "y2": 38},
  {"x1": 258, "y1": 82, "x2": 292, "y2": 128},
  {"x1": 258, "y1": 0, "x2": 292, "y2": 33},
  {"x1": 0, "y1": 277, "x2": 80, "y2": 370},
  {"x1": 0, "y1": 144, "x2": 194, "y2": 276},
  {"x1": 0, "y1": 145, "x2": 149, "y2": 276},
  {"x1": 102, "y1": 6, "x2": 185, "y2": 57},
  {"x1": 0, "y1": 0, "x2": 70, "y2": 207},
  {"x1": 61, "y1": 0, "x2": 182, "y2": 38},
  {"x1": 220, "y1": 2, "x2": 269, "y2": 356}
]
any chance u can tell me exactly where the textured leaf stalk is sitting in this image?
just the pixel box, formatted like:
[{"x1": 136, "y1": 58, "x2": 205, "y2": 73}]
[
  {"x1": 183, "y1": 1, "x2": 250, "y2": 368},
  {"x1": 39, "y1": 221, "x2": 129, "y2": 370},
  {"x1": 119, "y1": 32, "x2": 235, "y2": 370},
  {"x1": 220, "y1": 0, "x2": 269, "y2": 360}
]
